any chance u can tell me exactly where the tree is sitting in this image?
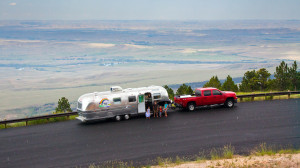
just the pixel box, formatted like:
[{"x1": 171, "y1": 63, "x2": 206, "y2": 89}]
[
  {"x1": 240, "y1": 68, "x2": 272, "y2": 91},
  {"x1": 274, "y1": 61, "x2": 290, "y2": 91},
  {"x1": 176, "y1": 84, "x2": 194, "y2": 95},
  {"x1": 267, "y1": 79, "x2": 276, "y2": 91},
  {"x1": 257, "y1": 68, "x2": 271, "y2": 91},
  {"x1": 163, "y1": 85, "x2": 175, "y2": 100},
  {"x1": 203, "y1": 76, "x2": 222, "y2": 89},
  {"x1": 297, "y1": 72, "x2": 300, "y2": 90},
  {"x1": 55, "y1": 97, "x2": 72, "y2": 113},
  {"x1": 186, "y1": 85, "x2": 194, "y2": 95},
  {"x1": 222, "y1": 75, "x2": 238, "y2": 92},
  {"x1": 239, "y1": 70, "x2": 259, "y2": 92},
  {"x1": 289, "y1": 61, "x2": 298, "y2": 91}
]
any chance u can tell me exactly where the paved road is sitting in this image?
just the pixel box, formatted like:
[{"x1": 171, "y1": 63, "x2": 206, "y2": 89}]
[{"x1": 0, "y1": 99, "x2": 299, "y2": 168}]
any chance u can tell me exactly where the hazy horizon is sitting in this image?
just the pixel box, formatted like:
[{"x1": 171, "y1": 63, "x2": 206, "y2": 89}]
[{"x1": 1, "y1": 0, "x2": 300, "y2": 20}]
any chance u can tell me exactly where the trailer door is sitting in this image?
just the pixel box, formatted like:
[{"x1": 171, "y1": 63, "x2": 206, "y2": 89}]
[{"x1": 138, "y1": 94, "x2": 145, "y2": 113}]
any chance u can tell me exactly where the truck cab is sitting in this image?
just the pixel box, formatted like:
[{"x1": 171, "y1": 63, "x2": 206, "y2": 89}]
[{"x1": 174, "y1": 87, "x2": 238, "y2": 111}]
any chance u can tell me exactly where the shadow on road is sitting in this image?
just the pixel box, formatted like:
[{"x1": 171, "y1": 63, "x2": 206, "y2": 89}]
[{"x1": 78, "y1": 105, "x2": 238, "y2": 126}]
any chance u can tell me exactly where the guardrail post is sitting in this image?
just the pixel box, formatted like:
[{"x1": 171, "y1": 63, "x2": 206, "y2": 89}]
[
  {"x1": 240, "y1": 97, "x2": 243, "y2": 101},
  {"x1": 5, "y1": 123, "x2": 7, "y2": 129},
  {"x1": 288, "y1": 93, "x2": 291, "y2": 99},
  {"x1": 251, "y1": 97, "x2": 254, "y2": 101},
  {"x1": 26, "y1": 121, "x2": 28, "y2": 126}
]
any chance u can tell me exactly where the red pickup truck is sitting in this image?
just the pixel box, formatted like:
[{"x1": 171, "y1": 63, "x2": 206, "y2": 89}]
[{"x1": 174, "y1": 87, "x2": 238, "y2": 111}]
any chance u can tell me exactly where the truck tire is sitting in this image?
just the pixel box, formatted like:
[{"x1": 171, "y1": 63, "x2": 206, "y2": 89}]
[
  {"x1": 124, "y1": 114, "x2": 130, "y2": 120},
  {"x1": 225, "y1": 99, "x2": 234, "y2": 108},
  {"x1": 187, "y1": 102, "x2": 196, "y2": 111},
  {"x1": 115, "y1": 115, "x2": 121, "y2": 121}
]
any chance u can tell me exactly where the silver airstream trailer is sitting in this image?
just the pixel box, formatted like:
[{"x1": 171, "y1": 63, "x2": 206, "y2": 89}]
[{"x1": 76, "y1": 85, "x2": 170, "y2": 122}]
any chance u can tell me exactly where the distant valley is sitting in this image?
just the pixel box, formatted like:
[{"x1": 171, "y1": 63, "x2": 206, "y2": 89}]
[{"x1": 0, "y1": 20, "x2": 299, "y2": 119}]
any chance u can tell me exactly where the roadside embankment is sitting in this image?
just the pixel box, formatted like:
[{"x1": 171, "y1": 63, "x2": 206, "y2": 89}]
[{"x1": 151, "y1": 153, "x2": 300, "y2": 168}]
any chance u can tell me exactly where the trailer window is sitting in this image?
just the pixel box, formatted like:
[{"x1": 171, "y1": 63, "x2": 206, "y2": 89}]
[
  {"x1": 128, "y1": 96, "x2": 136, "y2": 102},
  {"x1": 153, "y1": 93, "x2": 161, "y2": 99},
  {"x1": 195, "y1": 90, "x2": 201, "y2": 96},
  {"x1": 113, "y1": 97, "x2": 121, "y2": 104},
  {"x1": 213, "y1": 90, "x2": 222, "y2": 95},
  {"x1": 204, "y1": 90, "x2": 211, "y2": 96}
]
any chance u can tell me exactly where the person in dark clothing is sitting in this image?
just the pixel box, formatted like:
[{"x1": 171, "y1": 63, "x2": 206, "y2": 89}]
[{"x1": 153, "y1": 101, "x2": 158, "y2": 117}]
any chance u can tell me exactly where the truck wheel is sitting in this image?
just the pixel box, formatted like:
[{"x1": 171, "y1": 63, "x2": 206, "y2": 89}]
[
  {"x1": 187, "y1": 102, "x2": 195, "y2": 111},
  {"x1": 225, "y1": 99, "x2": 234, "y2": 108},
  {"x1": 124, "y1": 114, "x2": 130, "y2": 120},
  {"x1": 115, "y1": 115, "x2": 121, "y2": 121}
]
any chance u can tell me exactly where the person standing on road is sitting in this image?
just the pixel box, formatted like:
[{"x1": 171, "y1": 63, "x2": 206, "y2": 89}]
[
  {"x1": 153, "y1": 101, "x2": 158, "y2": 117},
  {"x1": 164, "y1": 102, "x2": 168, "y2": 117},
  {"x1": 159, "y1": 105, "x2": 163, "y2": 117},
  {"x1": 145, "y1": 106, "x2": 151, "y2": 119}
]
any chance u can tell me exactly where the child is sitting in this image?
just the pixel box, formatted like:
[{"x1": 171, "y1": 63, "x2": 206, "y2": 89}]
[
  {"x1": 164, "y1": 102, "x2": 168, "y2": 117},
  {"x1": 145, "y1": 106, "x2": 151, "y2": 119},
  {"x1": 159, "y1": 106, "x2": 162, "y2": 117}
]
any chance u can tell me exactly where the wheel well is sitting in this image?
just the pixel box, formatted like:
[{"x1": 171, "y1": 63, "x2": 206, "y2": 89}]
[
  {"x1": 187, "y1": 101, "x2": 196, "y2": 105},
  {"x1": 226, "y1": 97, "x2": 234, "y2": 101}
]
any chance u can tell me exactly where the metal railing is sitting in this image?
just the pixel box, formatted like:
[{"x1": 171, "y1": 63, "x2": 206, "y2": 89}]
[
  {"x1": 0, "y1": 91, "x2": 299, "y2": 128},
  {"x1": 0, "y1": 111, "x2": 78, "y2": 128},
  {"x1": 237, "y1": 91, "x2": 300, "y2": 101}
]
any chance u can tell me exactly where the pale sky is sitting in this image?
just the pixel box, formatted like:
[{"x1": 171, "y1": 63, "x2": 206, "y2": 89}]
[{"x1": 1, "y1": 0, "x2": 300, "y2": 20}]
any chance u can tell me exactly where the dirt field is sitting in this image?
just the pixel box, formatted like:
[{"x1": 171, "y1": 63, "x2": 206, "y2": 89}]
[{"x1": 152, "y1": 153, "x2": 300, "y2": 168}]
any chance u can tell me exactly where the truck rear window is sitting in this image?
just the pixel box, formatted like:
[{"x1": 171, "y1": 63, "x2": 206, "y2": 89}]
[
  {"x1": 195, "y1": 90, "x2": 201, "y2": 96},
  {"x1": 213, "y1": 90, "x2": 222, "y2": 95},
  {"x1": 204, "y1": 90, "x2": 211, "y2": 96}
]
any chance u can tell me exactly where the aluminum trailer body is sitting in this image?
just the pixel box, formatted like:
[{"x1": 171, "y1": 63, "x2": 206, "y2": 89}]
[{"x1": 76, "y1": 86, "x2": 170, "y2": 122}]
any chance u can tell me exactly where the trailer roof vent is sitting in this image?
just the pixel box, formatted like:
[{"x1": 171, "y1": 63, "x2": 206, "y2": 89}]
[{"x1": 110, "y1": 86, "x2": 122, "y2": 92}]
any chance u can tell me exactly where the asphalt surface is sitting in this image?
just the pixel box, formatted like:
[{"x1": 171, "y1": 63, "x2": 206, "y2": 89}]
[{"x1": 0, "y1": 99, "x2": 299, "y2": 168}]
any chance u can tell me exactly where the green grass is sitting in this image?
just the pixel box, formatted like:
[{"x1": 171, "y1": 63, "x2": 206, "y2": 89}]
[
  {"x1": 152, "y1": 144, "x2": 234, "y2": 167},
  {"x1": 210, "y1": 148, "x2": 221, "y2": 160},
  {"x1": 278, "y1": 148, "x2": 300, "y2": 154},
  {"x1": 0, "y1": 114, "x2": 78, "y2": 129},
  {"x1": 209, "y1": 145, "x2": 235, "y2": 160},
  {"x1": 252, "y1": 143, "x2": 275, "y2": 156},
  {"x1": 237, "y1": 91, "x2": 300, "y2": 102},
  {"x1": 223, "y1": 144, "x2": 235, "y2": 159},
  {"x1": 252, "y1": 143, "x2": 300, "y2": 156},
  {"x1": 157, "y1": 156, "x2": 172, "y2": 166},
  {"x1": 88, "y1": 161, "x2": 134, "y2": 168},
  {"x1": 85, "y1": 144, "x2": 300, "y2": 168},
  {"x1": 174, "y1": 156, "x2": 184, "y2": 165},
  {"x1": 195, "y1": 151, "x2": 207, "y2": 162}
]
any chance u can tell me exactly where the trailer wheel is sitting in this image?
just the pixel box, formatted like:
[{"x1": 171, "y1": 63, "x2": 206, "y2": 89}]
[
  {"x1": 124, "y1": 114, "x2": 130, "y2": 120},
  {"x1": 115, "y1": 115, "x2": 121, "y2": 121},
  {"x1": 187, "y1": 102, "x2": 196, "y2": 111}
]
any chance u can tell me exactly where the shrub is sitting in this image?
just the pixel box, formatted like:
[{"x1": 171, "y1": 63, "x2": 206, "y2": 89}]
[{"x1": 223, "y1": 144, "x2": 235, "y2": 159}]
